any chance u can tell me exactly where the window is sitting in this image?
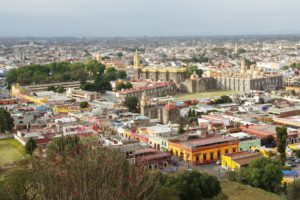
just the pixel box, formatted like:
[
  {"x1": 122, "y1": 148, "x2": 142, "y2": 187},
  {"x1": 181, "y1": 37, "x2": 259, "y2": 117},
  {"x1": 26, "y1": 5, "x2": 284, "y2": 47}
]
[
  {"x1": 232, "y1": 148, "x2": 236, "y2": 153},
  {"x1": 210, "y1": 152, "x2": 214, "y2": 160},
  {"x1": 196, "y1": 155, "x2": 199, "y2": 162},
  {"x1": 203, "y1": 153, "x2": 207, "y2": 161},
  {"x1": 225, "y1": 149, "x2": 228, "y2": 154}
]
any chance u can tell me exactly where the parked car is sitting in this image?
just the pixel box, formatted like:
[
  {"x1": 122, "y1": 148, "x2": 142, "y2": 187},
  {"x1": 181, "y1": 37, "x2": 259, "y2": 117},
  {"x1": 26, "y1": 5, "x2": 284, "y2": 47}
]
[
  {"x1": 294, "y1": 158, "x2": 300, "y2": 163},
  {"x1": 285, "y1": 161, "x2": 296, "y2": 168},
  {"x1": 289, "y1": 156, "x2": 296, "y2": 162}
]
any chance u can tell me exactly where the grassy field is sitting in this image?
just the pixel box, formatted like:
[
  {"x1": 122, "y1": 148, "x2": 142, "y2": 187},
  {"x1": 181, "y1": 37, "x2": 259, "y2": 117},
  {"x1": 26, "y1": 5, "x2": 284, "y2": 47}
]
[
  {"x1": 0, "y1": 138, "x2": 28, "y2": 167},
  {"x1": 173, "y1": 90, "x2": 241, "y2": 101},
  {"x1": 221, "y1": 181, "x2": 283, "y2": 200}
]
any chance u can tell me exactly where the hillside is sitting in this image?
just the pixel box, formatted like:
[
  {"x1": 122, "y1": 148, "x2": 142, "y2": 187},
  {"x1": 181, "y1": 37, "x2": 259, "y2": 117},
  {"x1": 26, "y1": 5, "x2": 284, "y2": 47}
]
[{"x1": 221, "y1": 181, "x2": 283, "y2": 200}]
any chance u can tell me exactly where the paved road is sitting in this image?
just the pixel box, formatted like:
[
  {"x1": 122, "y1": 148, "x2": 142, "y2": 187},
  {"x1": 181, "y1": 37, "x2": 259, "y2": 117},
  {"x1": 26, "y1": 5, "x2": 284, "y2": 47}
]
[{"x1": 173, "y1": 159, "x2": 225, "y2": 179}]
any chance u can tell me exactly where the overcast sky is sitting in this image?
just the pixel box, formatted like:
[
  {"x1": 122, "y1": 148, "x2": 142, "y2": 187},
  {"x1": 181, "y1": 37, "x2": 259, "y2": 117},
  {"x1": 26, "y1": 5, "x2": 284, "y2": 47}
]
[{"x1": 0, "y1": 0, "x2": 300, "y2": 37}]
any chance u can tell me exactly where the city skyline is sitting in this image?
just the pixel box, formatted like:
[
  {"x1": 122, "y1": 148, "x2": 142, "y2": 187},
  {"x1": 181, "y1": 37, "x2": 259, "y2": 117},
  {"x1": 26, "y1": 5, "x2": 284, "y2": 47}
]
[{"x1": 1, "y1": 0, "x2": 300, "y2": 37}]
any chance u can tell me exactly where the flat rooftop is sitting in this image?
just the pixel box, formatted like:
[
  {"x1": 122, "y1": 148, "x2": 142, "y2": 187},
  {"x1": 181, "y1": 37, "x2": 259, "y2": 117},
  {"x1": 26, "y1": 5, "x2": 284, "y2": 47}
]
[{"x1": 171, "y1": 135, "x2": 237, "y2": 149}]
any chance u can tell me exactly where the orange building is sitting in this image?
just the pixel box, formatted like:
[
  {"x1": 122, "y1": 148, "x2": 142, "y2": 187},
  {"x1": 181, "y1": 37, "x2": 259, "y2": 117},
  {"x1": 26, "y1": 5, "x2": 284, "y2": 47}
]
[{"x1": 168, "y1": 135, "x2": 239, "y2": 164}]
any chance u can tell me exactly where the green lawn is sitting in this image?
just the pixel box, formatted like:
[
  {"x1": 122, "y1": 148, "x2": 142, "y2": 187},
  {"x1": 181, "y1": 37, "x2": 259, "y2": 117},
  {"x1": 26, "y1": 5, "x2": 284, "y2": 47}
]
[
  {"x1": 173, "y1": 90, "x2": 241, "y2": 101},
  {"x1": 0, "y1": 138, "x2": 28, "y2": 167},
  {"x1": 221, "y1": 181, "x2": 283, "y2": 200}
]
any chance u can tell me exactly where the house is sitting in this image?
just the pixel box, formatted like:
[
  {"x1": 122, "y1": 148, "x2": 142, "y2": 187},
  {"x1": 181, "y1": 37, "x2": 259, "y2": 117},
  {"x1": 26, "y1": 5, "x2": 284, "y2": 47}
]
[
  {"x1": 168, "y1": 135, "x2": 239, "y2": 164},
  {"x1": 221, "y1": 151, "x2": 263, "y2": 170}
]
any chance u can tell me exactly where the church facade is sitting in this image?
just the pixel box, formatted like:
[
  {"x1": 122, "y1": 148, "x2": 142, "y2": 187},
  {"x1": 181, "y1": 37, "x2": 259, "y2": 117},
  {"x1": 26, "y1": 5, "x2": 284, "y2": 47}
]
[
  {"x1": 133, "y1": 51, "x2": 283, "y2": 94},
  {"x1": 133, "y1": 51, "x2": 187, "y2": 83}
]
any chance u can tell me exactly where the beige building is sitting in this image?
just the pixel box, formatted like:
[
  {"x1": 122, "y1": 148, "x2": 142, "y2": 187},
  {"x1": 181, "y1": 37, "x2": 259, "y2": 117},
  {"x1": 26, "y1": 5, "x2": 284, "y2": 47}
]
[
  {"x1": 133, "y1": 51, "x2": 187, "y2": 83},
  {"x1": 66, "y1": 88, "x2": 100, "y2": 101}
]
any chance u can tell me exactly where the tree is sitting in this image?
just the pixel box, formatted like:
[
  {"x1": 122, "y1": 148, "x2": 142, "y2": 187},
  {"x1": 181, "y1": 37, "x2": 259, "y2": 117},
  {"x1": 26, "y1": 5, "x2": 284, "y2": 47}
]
[
  {"x1": 25, "y1": 137, "x2": 37, "y2": 155},
  {"x1": 6, "y1": 69, "x2": 18, "y2": 84},
  {"x1": 178, "y1": 123, "x2": 185, "y2": 135},
  {"x1": 276, "y1": 126, "x2": 287, "y2": 165},
  {"x1": 159, "y1": 171, "x2": 221, "y2": 200},
  {"x1": 186, "y1": 66, "x2": 203, "y2": 77},
  {"x1": 244, "y1": 58, "x2": 256, "y2": 67},
  {"x1": 296, "y1": 150, "x2": 300, "y2": 159},
  {"x1": 47, "y1": 86, "x2": 56, "y2": 92},
  {"x1": 0, "y1": 108, "x2": 14, "y2": 133},
  {"x1": 187, "y1": 108, "x2": 192, "y2": 117},
  {"x1": 287, "y1": 179, "x2": 300, "y2": 200},
  {"x1": 32, "y1": 139, "x2": 159, "y2": 200},
  {"x1": 291, "y1": 90, "x2": 297, "y2": 96},
  {"x1": 116, "y1": 52, "x2": 123, "y2": 58},
  {"x1": 192, "y1": 109, "x2": 196, "y2": 117},
  {"x1": 123, "y1": 97, "x2": 139, "y2": 113},
  {"x1": 56, "y1": 86, "x2": 65, "y2": 93},
  {"x1": 47, "y1": 136, "x2": 80, "y2": 158},
  {"x1": 105, "y1": 67, "x2": 117, "y2": 81},
  {"x1": 213, "y1": 95, "x2": 232, "y2": 104},
  {"x1": 0, "y1": 138, "x2": 160, "y2": 200},
  {"x1": 258, "y1": 97, "x2": 265, "y2": 104},
  {"x1": 116, "y1": 70, "x2": 127, "y2": 79},
  {"x1": 244, "y1": 157, "x2": 283, "y2": 192},
  {"x1": 116, "y1": 81, "x2": 133, "y2": 91},
  {"x1": 80, "y1": 101, "x2": 89, "y2": 109},
  {"x1": 220, "y1": 95, "x2": 232, "y2": 103},
  {"x1": 236, "y1": 48, "x2": 247, "y2": 55},
  {"x1": 0, "y1": 165, "x2": 38, "y2": 200}
]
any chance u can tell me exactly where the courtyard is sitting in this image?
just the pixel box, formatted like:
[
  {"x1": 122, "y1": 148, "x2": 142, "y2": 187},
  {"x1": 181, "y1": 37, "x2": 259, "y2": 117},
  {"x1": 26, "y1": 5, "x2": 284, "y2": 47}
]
[
  {"x1": 173, "y1": 90, "x2": 241, "y2": 101},
  {"x1": 0, "y1": 138, "x2": 28, "y2": 167}
]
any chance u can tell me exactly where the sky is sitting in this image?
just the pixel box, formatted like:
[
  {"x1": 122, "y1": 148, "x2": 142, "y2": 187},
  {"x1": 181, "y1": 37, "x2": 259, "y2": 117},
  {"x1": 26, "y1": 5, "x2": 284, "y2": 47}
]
[{"x1": 0, "y1": 0, "x2": 300, "y2": 37}]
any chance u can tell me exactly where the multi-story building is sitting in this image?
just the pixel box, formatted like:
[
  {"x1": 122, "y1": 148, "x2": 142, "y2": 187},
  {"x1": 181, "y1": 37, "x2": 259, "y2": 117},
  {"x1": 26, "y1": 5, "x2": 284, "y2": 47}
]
[
  {"x1": 221, "y1": 151, "x2": 263, "y2": 171},
  {"x1": 211, "y1": 60, "x2": 283, "y2": 93},
  {"x1": 133, "y1": 52, "x2": 283, "y2": 93},
  {"x1": 117, "y1": 81, "x2": 177, "y2": 101},
  {"x1": 66, "y1": 88, "x2": 100, "y2": 101},
  {"x1": 133, "y1": 51, "x2": 187, "y2": 83},
  {"x1": 168, "y1": 135, "x2": 239, "y2": 164}
]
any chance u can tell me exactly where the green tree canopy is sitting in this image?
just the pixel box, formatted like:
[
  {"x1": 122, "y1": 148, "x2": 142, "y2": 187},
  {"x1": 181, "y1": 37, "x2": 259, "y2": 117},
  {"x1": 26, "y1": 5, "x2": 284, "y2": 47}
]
[
  {"x1": 116, "y1": 70, "x2": 127, "y2": 79},
  {"x1": 116, "y1": 81, "x2": 133, "y2": 91},
  {"x1": 123, "y1": 97, "x2": 139, "y2": 113},
  {"x1": 186, "y1": 66, "x2": 203, "y2": 78},
  {"x1": 287, "y1": 179, "x2": 300, "y2": 200},
  {"x1": 158, "y1": 171, "x2": 221, "y2": 200},
  {"x1": 296, "y1": 150, "x2": 300, "y2": 159},
  {"x1": 0, "y1": 108, "x2": 14, "y2": 133},
  {"x1": 56, "y1": 86, "x2": 65, "y2": 93},
  {"x1": 80, "y1": 101, "x2": 89, "y2": 109},
  {"x1": 245, "y1": 157, "x2": 283, "y2": 192},
  {"x1": 25, "y1": 137, "x2": 37, "y2": 155},
  {"x1": 47, "y1": 136, "x2": 81, "y2": 158},
  {"x1": 236, "y1": 48, "x2": 247, "y2": 55},
  {"x1": 0, "y1": 138, "x2": 160, "y2": 200},
  {"x1": 276, "y1": 126, "x2": 287, "y2": 165},
  {"x1": 212, "y1": 95, "x2": 232, "y2": 104}
]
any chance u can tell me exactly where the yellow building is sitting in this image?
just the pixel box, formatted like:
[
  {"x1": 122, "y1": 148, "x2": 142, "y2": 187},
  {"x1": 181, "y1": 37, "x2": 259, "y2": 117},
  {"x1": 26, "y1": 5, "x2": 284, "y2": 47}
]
[
  {"x1": 285, "y1": 86, "x2": 300, "y2": 94},
  {"x1": 11, "y1": 84, "x2": 48, "y2": 105},
  {"x1": 168, "y1": 135, "x2": 239, "y2": 164},
  {"x1": 250, "y1": 146, "x2": 277, "y2": 157},
  {"x1": 52, "y1": 104, "x2": 91, "y2": 114},
  {"x1": 221, "y1": 151, "x2": 263, "y2": 171},
  {"x1": 133, "y1": 50, "x2": 187, "y2": 83},
  {"x1": 288, "y1": 142, "x2": 300, "y2": 151}
]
